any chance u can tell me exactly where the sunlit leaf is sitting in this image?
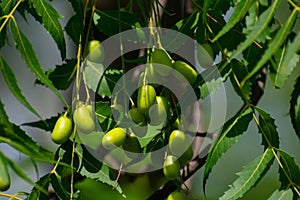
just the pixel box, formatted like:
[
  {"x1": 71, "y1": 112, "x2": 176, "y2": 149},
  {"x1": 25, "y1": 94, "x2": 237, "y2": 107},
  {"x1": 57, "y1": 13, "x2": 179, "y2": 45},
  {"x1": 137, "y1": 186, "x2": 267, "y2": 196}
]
[
  {"x1": 10, "y1": 20, "x2": 67, "y2": 106},
  {"x1": 203, "y1": 106, "x2": 253, "y2": 190},
  {"x1": 232, "y1": 0, "x2": 280, "y2": 58},
  {"x1": 220, "y1": 148, "x2": 274, "y2": 200},
  {"x1": 29, "y1": 0, "x2": 66, "y2": 59},
  {"x1": 0, "y1": 56, "x2": 42, "y2": 119},
  {"x1": 290, "y1": 76, "x2": 300, "y2": 140},
  {"x1": 242, "y1": 9, "x2": 297, "y2": 86},
  {"x1": 274, "y1": 31, "x2": 300, "y2": 88},
  {"x1": 278, "y1": 150, "x2": 300, "y2": 189},
  {"x1": 212, "y1": 0, "x2": 256, "y2": 42},
  {"x1": 268, "y1": 189, "x2": 293, "y2": 200},
  {"x1": 255, "y1": 107, "x2": 279, "y2": 148}
]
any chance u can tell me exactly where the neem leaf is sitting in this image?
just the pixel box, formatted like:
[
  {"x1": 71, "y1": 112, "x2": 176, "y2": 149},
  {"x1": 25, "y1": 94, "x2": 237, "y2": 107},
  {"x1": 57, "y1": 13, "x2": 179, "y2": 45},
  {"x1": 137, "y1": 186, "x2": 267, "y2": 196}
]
[
  {"x1": 290, "y1": 76, "x2": 300, "y2": 140},
  {"x1": 203, "y1": 106, "x2": 253, "y2": 190},
  {"x1": 220, "y1": 148, "x2": 274, "y2": 200}
]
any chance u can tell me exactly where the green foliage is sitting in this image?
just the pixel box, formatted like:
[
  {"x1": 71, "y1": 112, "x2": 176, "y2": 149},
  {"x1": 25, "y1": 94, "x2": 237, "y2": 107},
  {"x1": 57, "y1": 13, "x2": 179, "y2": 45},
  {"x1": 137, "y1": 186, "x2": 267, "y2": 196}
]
[{"x1": 0, "y1": 0, "x2": 299, "y2": 199}]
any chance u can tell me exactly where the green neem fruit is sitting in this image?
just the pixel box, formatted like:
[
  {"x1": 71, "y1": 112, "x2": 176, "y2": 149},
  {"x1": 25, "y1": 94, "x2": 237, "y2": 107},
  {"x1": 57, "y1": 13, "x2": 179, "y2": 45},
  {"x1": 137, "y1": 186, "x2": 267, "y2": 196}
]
[
  {"x1": 149, "y1": 96, "x2": 170, "y2": 126},
  {"x1": 167, "y1": 191, "x2": 185, "y2": 200},
  {"x1": 73, "y1": 105, "x2": 95, "y2": 134},
  {"x1": 169, "y1": 130, "x2": 188, "y2": 156},
  {"x1": 51, "y1": 115, "x2": 73, "y2": 144},
  {"x1": 0, "y1": 154, "x2": 10, "y2": 191},
  {"x1": 179, "y1": 145, "x2": 193, "y2": 163},
  {"x1": 163, "y1": 155, "x2": 180, "y2": 180},
  {"x1": 137, "y1": 85, "x2": 156, "y2": 113},
  {"x1": 102, "y1": 128, "x2": 127, "y2": 149},
  {"x1": 197, "y1": 43, "x2": 214, "y2": 68},
  {"x1": 173, "y1": 60, "x2": 197, "y2": 84},
  {"x1": 129, "y1": 108, "x2": 146, "y2": 124},
  {"x1": 85, "y1": 40, "x2": 105, "y2": 63},
  {"x1": 123, "y1": 133, "x2": 141, "y2": 158},
  {"x1": 151, "y1": 49, "x2": 173, "y2": 76}
]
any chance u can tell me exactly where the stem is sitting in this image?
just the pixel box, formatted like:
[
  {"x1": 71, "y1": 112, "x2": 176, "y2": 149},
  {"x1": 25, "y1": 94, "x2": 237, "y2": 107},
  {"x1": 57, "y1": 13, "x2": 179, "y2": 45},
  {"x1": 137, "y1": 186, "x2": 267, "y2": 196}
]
[
  {"x1": 0, "y1": 0, "x2": 22, "y2": 32},
  {"x1": 0, "y1": 193, "x2": 23, "y2": 200}
]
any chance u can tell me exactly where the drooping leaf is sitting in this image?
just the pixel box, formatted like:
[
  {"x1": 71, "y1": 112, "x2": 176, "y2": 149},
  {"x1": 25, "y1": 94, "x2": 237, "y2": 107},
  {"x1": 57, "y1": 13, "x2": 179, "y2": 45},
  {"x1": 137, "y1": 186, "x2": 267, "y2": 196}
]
[
  {"x1": 67, "y1": 0, "x2": 83, "y2": 17},
  {"x1": 65, "y1": 14, "x2": 82, "y2": 45},
  {"x1": 10, "y1": 20, "x2": 67, "y2": 106},
  {"x1": 231, "y1": 0, "x2": 280, "y2": 58},
  {"x1": 290, "y1": 76, "x2": 300, "y2": 140},
  {"x1": 203, "y1": 106, "x2": 253, "y2": 190},
  {"x1": 22, "y1": 113, "x2": 61, "y2": 133},
  {"x1": 0, "y1": 99, "x2": 54, "y2": 163},
  {"x1": 273, "y1": 31, "x2": 300, "y2": 88},
  {"x1": 278, "y1": 150, "x2": 300, "y2": 190},
  {"x1": 0, "y1": 56, "x2": 42, "y2": 119},
  {"x1": 50, "y1": 173, "x2": 71, "y2": 200},
  {"x1": 220, "y1": 148, "x2": 274, "y2": 200},
  {"x1": 172, "y1": 11, "x2": 200, "y2": 37},
  {"x1": 26, "y1": 174, "x2": 50, "y2": 200},
  {"x1": 29, "y1": 0, "x2": 66, "y2": 59},
  {"x1": 94, "y1": 10, "x2": 145, "y2": 37},
  {"x1": 229, "y1": 59, "x2": 252, "y2": 102},
  {"x1": 81, "y1": 145, "x2": 103, "y2": 173},
  {"x1": 268, "y1": 189, "x2": 293, "y2": 200},
  {"x1": 212, "y1": 0, "x2": 256, "y2": 42},
  {"x1": 242, "y1": 9, "x2": 298, "y2": 86},
  {"x1": 79, "y1": 157, "x2": 123, "y2": 194},
  {"x1": 36, "y1": 59, "x2": 77, "y2": 90},
  {"x1": 255, "y1": 107, "x2": 280, "y2": 148}
]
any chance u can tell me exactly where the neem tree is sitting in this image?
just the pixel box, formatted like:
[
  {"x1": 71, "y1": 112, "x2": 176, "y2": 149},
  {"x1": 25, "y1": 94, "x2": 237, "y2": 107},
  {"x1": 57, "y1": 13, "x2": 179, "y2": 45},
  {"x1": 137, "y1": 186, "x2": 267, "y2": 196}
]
[{"x1": 0, "y1": 0, "x2": 300, "y2": 199}]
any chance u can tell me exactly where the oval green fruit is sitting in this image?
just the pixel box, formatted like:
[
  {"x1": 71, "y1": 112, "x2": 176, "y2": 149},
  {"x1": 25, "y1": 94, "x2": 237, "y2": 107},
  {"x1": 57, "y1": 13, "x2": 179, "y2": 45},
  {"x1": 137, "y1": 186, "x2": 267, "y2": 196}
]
[
  {"x1": 102, "y1": 128, "x2": 127, "y2": 149},
  {"x1": 129, "y1": 108, "x2": 146, "y2": 125},
  {"x1": 0, "y1": 154, "x2": 10, "y2": 191},
  {"x1": 169, "y1": 130, "x2": 188, "y2": 156},
  {"x1": 167, "y1": 191, "x2": 185, "y2": 200},
  {"x1": 73, "y1": 105, "x2": 95, "y2": 134},
  {"x1": 85, "y1": 40, "x2": 105, "y2": 63},
  {"x1": 197, "y1": 43, "x2": 214, "y2": 68},
  {"x1": 137, "y1": 85, "x2": 156, "y2": 113},
  {"x1": 148, "y1": 96, "x2": 170, "y2": 126},
  {"x1": 163, "y1": 155, "x2": 180, "y2": 180},
  {"x1": 151, "y1": 49, "x2": 173, "y2": 76},
  {"x1": 51, "y1": 115, "x2": 73, "y2": 144},
  {"x1": 123, "y1": 133, "x2": 141, "y2": 158},
  {"x1": 173, "y1": 60, "x2": 197, "y2": 84}
]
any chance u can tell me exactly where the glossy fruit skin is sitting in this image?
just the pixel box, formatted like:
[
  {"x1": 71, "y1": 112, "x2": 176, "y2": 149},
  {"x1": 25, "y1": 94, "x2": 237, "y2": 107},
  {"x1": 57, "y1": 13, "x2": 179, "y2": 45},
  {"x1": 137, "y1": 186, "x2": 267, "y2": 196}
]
[
  {"x1": 179, "y1": 145, "x2": 193, "y2": 163},
  {"x1": 151, "y1": 49, "x2": 173, "y2": 76},
  {"x1": 51, "y1": 115, "x2": 73, "y2": 144},
  {"x1": 167, "y1": 191, "x2": 185, "y2": 200},
  {"x1": 148, "y1": 96, "x2": 170, "y2": 126},
  {"x1": 123, "y1": 133, "x2": 141, "y2": 158},
  {"x1": 85, "y1": 40, "x2": 104, "y2": 63},
  {"x1": 102, "y1": 128, "x2": 127, "y2": 149},
  {"x1": 173, "y1": 60, "x2": 197, "y2": 84},
  {"x1": 169, "y1": 130, "x2": 188, "y2": 156},
  {"x1": 73, "y1": 105, "x2": 95, "y2": 134},
  {"x1": 163, "y1": 155, "x2": 180, "y2": 180},
  {"x1": 0, "y1": 153, "x2": 10, "y2": 191},
  {"x1": 197, "y1": 43, "x2": 214, "y2": 68},
  {"x1": 129, "y1": 108, "x2": 145, "y2": 125},
  {"x1": 137, "y1": 85, "x2": 156, "y2": 113}
]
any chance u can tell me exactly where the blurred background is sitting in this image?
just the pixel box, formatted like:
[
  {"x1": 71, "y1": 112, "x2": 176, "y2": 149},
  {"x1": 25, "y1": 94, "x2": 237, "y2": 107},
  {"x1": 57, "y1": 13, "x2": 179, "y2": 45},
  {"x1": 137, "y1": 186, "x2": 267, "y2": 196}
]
[{"x1": 0, "y1": 0, "x2": 299, "y2": 199}]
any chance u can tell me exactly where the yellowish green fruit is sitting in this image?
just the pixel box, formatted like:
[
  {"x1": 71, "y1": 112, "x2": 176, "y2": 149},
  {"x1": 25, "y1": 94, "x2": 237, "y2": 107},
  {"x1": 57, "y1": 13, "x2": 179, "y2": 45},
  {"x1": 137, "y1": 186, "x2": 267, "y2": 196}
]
[
  {"x1": 123, "y1": 133, "x2": 142, "y2": 158},
  {"x1": 74, "y1": 105, "x2": 95, "y2": 134},
  {"x1": 197, "y1": 43, "x2": 214, "y2": 68},
  {"x1": 85, "y1": 40, "x2": 105, "y2": 63},
  {"x1": 169, "y1": 130, "x2": 188, "y2": 156},
  {"x1": 137, "y1": 85, "x2": 156, "y2": 113},
  {"x1": 129, "y1": 108, "x2": 146, "y2": 125},
  {"x1": 163, "y1": 155, "x2": 180, "y2": 180},
  {"x1": 173, "y1": 60, "x2": 197, "y2": 84},
  {"x1": 148, "y1": 96, "x2": 170, "y2": 126},
  {"x1": 151, "y1": 49, "x2": 173, "y2": 76},
  {"x1": 52, "y1": 115, "x2": 73, "y2": 144},
  {"x1": 102, "y1": 128, "x2": 127, "y2": 149},
  {"x1": 167, "y1": 191, "x2": 185, "y2": 200},
  {"x1": 0, "y1": 153, "x2": 10, "y2": 191}
]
